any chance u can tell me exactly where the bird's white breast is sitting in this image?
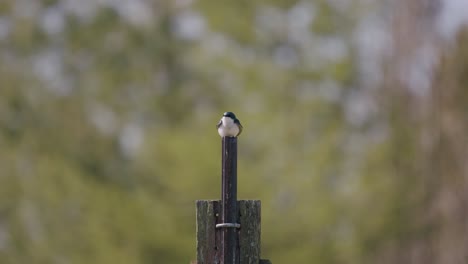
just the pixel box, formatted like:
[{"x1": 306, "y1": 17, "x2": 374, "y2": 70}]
[
  {"x1": 218, "y1": 117, "x2": 239, "y2": 137},
  {"x1": 221, "y1": 116, "x2": 234, "y2": 126}
]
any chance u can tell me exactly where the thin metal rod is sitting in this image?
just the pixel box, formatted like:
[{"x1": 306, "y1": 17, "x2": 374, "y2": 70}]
[{"x1": 220, "y1": 136, "x2": 238, "y2": 264}]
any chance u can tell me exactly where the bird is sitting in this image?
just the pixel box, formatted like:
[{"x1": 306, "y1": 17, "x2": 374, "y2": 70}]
[{"x1": 216, "y1": 112, "x2": 243, "y2": 137}]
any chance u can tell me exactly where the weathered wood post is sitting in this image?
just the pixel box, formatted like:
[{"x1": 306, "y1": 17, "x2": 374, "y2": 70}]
[
  {"x1": 219, "y1": 137, "x2": 239, "y2": 263},
  {"x1": 195, "y1": 135, "x2": 271, "y2": 264}
]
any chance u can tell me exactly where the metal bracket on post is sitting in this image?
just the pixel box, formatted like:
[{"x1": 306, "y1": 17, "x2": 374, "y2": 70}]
[{"x1": 216, "y1": 223, "x2": 241, "y2": 228}]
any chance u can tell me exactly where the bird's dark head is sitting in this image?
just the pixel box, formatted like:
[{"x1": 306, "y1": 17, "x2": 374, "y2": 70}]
[{"x1": 223, "y1": 112, "x2": 237, "y2": 119}]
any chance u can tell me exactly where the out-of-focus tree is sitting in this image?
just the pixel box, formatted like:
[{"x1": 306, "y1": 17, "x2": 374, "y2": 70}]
[{"x1": 353, "y1": 0, "x2": 468, "y2": 263}]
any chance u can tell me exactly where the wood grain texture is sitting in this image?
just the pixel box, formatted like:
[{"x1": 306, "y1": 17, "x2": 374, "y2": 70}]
[
  {"x1": 239, "y1": 200, "x2": 261, "y2": 264},
  {"x1": 197, "y1": 200, "x2": 270, "y2": 264},
  {"x1": 196, "y1": 200, "x2": 219, "y2": 264}
]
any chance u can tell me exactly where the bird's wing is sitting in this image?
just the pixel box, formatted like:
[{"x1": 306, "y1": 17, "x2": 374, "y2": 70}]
[
  {"x1": 216, "y1": 119, "x2": 222, "y2": 129},
  {"x1": 235, "y1": 119, "x2": 243, "y2": 136}
]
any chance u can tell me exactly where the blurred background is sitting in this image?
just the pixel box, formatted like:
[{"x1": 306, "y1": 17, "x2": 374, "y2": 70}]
[{"x1": 0, "y1": 0, "x2": 467, "y2": 263}]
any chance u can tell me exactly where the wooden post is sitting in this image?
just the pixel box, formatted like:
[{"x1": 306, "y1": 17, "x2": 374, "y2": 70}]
[
  {"x1": 238, "y1": 201, "x2": 260, "y2": 264},
  {"x1": 196, "y1": 200, "x2": 270, "y2": 264},
  {"x1": 196, "y1": 200, "x2": 220, "y2": 264},
  {"x1": 195, "y1": 126, "x2": 270, "y2": 263},
  {"x1": 220, "y1": 137, "x2": 238, "y2": 264}
]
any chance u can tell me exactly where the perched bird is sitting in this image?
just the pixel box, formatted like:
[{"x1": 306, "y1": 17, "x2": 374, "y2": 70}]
[{"x1": 217, "y1": 112, "x2": 243, "y2": 137}]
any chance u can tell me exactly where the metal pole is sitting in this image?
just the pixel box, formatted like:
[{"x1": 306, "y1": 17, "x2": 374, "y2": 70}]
[{"x1": 220, "y1": 136, "x2": 238, "y2": 264}]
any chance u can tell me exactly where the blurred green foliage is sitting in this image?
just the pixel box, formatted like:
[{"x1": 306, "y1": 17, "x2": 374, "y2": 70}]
[{"x1": 0, "y1": 0, "x2": 467, "y2": 263}]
